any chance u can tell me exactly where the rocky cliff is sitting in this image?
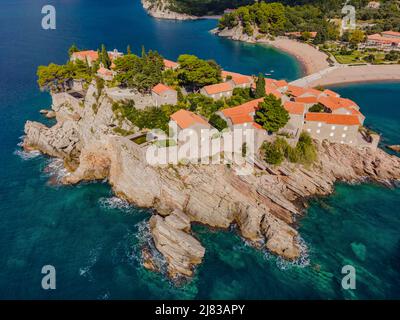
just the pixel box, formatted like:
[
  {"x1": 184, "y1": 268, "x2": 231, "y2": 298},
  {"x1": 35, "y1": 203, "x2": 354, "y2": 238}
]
[
  {"x1": 23, "y1": 84, "x2": 400, "y2": 281},
  {"x1": 141, "y1": 0, "x2": 198, "y2": 20}
]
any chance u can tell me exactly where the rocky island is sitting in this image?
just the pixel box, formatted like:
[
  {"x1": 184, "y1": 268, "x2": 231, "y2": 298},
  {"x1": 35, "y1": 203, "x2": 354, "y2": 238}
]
[{"x1": 23, "y1": 46, "x2": 400, "y2": 282}]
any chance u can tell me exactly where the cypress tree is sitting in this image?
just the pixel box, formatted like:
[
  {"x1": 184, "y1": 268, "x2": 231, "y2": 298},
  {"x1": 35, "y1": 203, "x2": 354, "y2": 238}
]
[{"x1": 255, "y1": 73, "x2": 266, "y2": 98}]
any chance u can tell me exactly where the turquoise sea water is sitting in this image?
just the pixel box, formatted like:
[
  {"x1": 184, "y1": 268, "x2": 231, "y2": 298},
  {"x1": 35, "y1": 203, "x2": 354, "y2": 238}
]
[{"x1": 0, "y1": 0, "x2": 399, "y2": 299}]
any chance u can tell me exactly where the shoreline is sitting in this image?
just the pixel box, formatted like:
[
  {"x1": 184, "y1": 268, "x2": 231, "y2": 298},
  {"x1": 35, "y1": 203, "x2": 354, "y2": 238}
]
[
  {"x1": 264, "y1": 38, "x2": 331, "y2": 76},
  {"x1": 302, "y1": 64, "x2": 400, "y2": 88}
]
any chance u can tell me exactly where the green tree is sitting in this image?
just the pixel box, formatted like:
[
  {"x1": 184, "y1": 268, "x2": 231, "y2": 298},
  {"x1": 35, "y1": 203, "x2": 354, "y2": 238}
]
[
  {"x1": 114, "y1": 49, "x2": 164, "y2": 93},
  {"x1": 209, "y1": 113, "x2": 228, "y2": 131},
  {"x1": 37, "y1": 63, "x2": 74, "y2": 92},
  {"x1": 255, "y1": 73, "x2": 266, "y2": 98},
  {"x1": 349, "y1": 29, "x2": 365, "y2": 45},
  {"x1": 262, "y1": 141, "x2": 284, "y2": 165},
  {"x1": 100, "y1": 44, "x2": 111, "y2": 69},
  {"x1": 68, "y1": 44, "x2": 79, "y2": 57},
  {"x1": 127, "y1": 45, "x2": 132, "y2": 55},
  {"x1": 255, "y1": 94, "x2": 289, "y2": 133},
  {"x1": 177, "y1": 54, "x2": 222, "y2": 90},
  {"x1": 309, "y1": 103, "x2": 325, "y2": 112}
]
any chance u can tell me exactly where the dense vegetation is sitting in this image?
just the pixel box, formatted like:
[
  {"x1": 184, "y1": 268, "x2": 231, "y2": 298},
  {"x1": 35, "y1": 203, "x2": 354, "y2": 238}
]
[
  {"x1": 255, "y1": 94, "x2": 289, "y2": 133},
  {"x1": 37, "y1": 59, "x2": 95, "y2": 92},
  {"x1": 113, "y1": 48, "x2": 164, "y2": 93},
  {"x1": 218, "y1": 1, "x2": 400, "y2": 38},
  {"x1": 262, "y1": 132, "x2": 317, "y2": 166},
  {"x1": 176, "y1": 54, "x2": 222, "y2": 90}
]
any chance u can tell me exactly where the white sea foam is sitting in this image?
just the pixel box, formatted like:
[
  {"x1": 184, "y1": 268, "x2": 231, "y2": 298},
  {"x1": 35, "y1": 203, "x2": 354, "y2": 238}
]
[
  {"x1": 14, "y1": 149, "x2": 41, "y2": 160},
  {"x1": 42, "y1": 158, "x2": 70, "y2": 185},
  {"x1": 99, "y1": 196, "x2": 134, "y2": 213}
]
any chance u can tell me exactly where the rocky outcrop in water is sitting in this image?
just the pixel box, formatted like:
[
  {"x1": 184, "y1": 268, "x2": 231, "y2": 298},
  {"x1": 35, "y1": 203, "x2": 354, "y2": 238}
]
[
  {"x1": 141, "y1": 0, "x2": 197, "y2": 20},
  {"x1": 23, "y1": 84, "x2": 400, "y2": 280}
]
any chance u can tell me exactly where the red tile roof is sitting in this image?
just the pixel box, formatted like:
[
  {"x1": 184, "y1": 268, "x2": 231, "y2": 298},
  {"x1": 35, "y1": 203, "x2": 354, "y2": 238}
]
[
  {"x1": 294, "y1": 96, "x2": 318, "y2": 104},
  {"x1": 287, "y1": 85, "x2": 308, "y2": 97},
  {"x1": 229, "y1": 114, "x2": 254, "y2": 125},
  {"x1": 72, "y1": 50, "x2": 99, "y2": 61},
  {"x1": 305, "y1": 113, "x2": 360, "y2": 126},
  {"x1": 170, "y1": 109, "x2": 210, "y2": 129},
  {"x1": 221, "y1": 98, "x2": 264, "y2": 118},
  {"x1": 163, "y1": 59, "x2": 179, "y2": 69},
  {"x1": 382, "y1": 31, "x2": 400, "y2": 37},
  {"x1": 265, "y1": 87, "x2": 282, "y2": 99},
  {"x1": 152, "y1": 83, "x2": 175, "y2": 95},
  {"x1": 274, "y1": 80, "x2": 288, "y2": 88},
  {"x1": 221, "y1": 71, "x2": 253, "y2": 86},
  {"x1": 368, "y1": 33, "x2": 400, "y2": 44},
  {"x1": 97, "y1": 67, "x2": 113, "y2": 77},
  {"x1": 203, "y1": 82, "x2": 233, "y2": 95},
  {"x1": 318, "y1": 96, "x2": 358, "y2": 111},
  {"x1": 283, "y1": 101, "x2": 306, "y2": 115},
  {"x1": 323, "y1": 89, "x2": 340, "y2": 97}
]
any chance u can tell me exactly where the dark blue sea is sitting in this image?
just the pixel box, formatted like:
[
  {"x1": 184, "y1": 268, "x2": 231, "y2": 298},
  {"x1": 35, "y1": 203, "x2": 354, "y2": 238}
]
[{"x1": 0, "y1": 0, "x2": 399, "y2": 299}]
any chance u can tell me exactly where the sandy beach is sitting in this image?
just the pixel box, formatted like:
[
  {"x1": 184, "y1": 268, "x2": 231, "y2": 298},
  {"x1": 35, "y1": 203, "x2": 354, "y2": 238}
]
[
  {"x1": 267, "y1": 38, "x2": 331, "y2": 75},
  {"x1": 304, "y1": 64, "x2": 400, "y2": 87}
]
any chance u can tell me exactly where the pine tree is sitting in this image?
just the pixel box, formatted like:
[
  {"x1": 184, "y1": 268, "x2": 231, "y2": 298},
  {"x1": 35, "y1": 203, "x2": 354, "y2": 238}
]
[
  {"x1": 100, "y1": 44, "x2": 111, "y2": 69},
  {"x1": 68, "y1": 44, "x2": 79, "y2": 57},
  {"x1": 255, "y1": 73, "x2": 266, "y2": 98},
  {"x1": 255, "y1": 94, "x2": 289, "y2": 133},
  {"x1": 127, "y1": 45, "x2": 132, "y2": 55}
]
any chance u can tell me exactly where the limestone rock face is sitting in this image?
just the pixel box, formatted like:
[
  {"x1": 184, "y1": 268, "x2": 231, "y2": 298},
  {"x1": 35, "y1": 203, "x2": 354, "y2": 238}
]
[
  {"x1": 141, "y1": 0, "x2": 198, "y2": 21},
  {"x1": 22, "y1": 84, "x2": 400, "y2": 279},
  {"x1": 149, "y1": 214, "x2": 205, "y2": 278}
]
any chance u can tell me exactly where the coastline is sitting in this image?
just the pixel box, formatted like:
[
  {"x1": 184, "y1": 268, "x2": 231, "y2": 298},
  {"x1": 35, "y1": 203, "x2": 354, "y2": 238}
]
[
  {"x1": 212, "y1": 27, "x2": 331, "y2": 76},
  {"x1": 264, "y1": 38, "x2": 331, "y2": 76},
  {"x1": 303, "y1": 64, "x2": 400, "y2": 88}
]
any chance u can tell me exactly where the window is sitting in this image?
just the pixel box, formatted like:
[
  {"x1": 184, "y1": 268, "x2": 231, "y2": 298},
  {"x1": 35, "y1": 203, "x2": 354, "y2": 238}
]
[
  {"x1": 342, "y1": 134, "x2": 346, "y2": 138},
  {"x1": 316, "y1": 129, "x2": 321, "y2": 134},
  {"x1": 344, "y1": 126, "x2": 348, "y2": 131},
  {"x1": 307, "y1": 128, "x2": 311, "y2": 133},
  {"x1": 318, "y1": 123, "x2": 322, "y2": 127},
  {"x1": 330, "y1": 132, "x2": 334, "y2": 137},
  {"x1": 340, "y1": 141, "x2": 344, "y2": 144},
  {"x1": 331, "y1": 125, "x2": 336, "y2": 130}
]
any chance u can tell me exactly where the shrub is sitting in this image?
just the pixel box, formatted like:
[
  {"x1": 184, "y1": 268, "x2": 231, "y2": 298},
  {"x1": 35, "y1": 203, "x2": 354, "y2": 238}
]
[
  {"x1": 262, "y1": 141, "x2": 284, "y2": 165},
  {"x1": 209, "y1": 113, "x2": 228, "y2": 131}
]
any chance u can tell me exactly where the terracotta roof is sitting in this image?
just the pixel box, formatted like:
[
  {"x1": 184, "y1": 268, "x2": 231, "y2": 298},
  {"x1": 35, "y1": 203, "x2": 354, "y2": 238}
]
[
  {"x1": 368, "y1": 33, "x2": 400, "y2": 44},
  {"x1": 274, "y1": 80, "x2": 288, "y2": 88},
  {"x1": 382, "y1": 31, "x2": 400, "y2": 37},
  {"x1": 221, "y1": 98, "x2": 264, "y2": 117},
  {"x1": 323, "y1": 89, "x2": 340, "y2": 97},
  {"x1": 305, "y1": 113, "x2": 360, "y2": 125},
  {"x1": 163, "y1": 59, "x2": 179, "y2": 69},
  {"x1": 170, "y1": 109, "x2": 210, "y2": 129},
  {"x1": 203, "y1": 82, "x2": 233, "y2": 95},
  {"x1": 72, "y1": 50, "x2": 99, "y2": 61},
  {"x1": 303, "y1": 88, "x2": 322, "y2": 97},
  {"x1": 97, "y1": 67, "x2": 113, "y2": 76},
  {"x1": 265, "y1": 87, "x2": 282, "y2": 99},
  {"x1": 283, "y1": 101, "x2": 306, "y2": 115},
  {"x1": 229, "y1": 114, "x2": 254, "y2": 125},
  {"x1": 295, "y1": 96, "x2": 318, "y2": 104},
  {"x1": 152, "y1": 83, "x2": 175, "y2": 95},
  {"x1": 318, "y1": 96, "x2": 358, "y2": 111},
  {"x1": 252, "y1": 122, "x2": 263, "y2": 130},
  {"x1": 221, "y1": 71, "x2": 253, "y2": 86},
  {"x1": 287, "y1": 85, "x2": 308, "y2": 97}
]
